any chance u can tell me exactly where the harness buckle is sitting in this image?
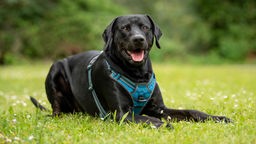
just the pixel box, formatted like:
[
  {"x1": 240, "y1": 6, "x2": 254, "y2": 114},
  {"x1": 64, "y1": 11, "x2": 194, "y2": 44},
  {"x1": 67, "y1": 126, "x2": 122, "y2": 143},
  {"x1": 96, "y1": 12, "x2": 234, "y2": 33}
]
[
  {"x1": 87, "y1": 65, "x2": 92, "y2": 70},
  {"x1": 88, "y1": 86, "x2": 93, "y2": 91},
  {"x1": 137, "y1": 96, "x2": 148, "y2": 102}
]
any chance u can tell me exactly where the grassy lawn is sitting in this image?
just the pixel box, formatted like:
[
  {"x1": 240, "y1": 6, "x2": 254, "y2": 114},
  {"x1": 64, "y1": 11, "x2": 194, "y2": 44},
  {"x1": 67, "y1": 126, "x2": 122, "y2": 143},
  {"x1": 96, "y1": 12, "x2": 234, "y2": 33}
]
[{"x1": 0, "y1": 62, "x2": 255, "y2": 144}]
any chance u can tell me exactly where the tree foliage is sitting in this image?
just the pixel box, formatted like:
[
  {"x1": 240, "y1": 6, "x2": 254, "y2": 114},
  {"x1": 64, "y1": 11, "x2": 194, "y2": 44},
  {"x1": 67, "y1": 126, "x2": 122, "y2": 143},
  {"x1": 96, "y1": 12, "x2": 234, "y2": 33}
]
[
  {"x1": 0, "y1": 0, "x2": 126, "y2": 64},
  {"x1": 0, "y1": 0, "x2": 255, "y2": 64},
  {"x1": 193, "y1": 0, "x2": 256, "y2": 60}
]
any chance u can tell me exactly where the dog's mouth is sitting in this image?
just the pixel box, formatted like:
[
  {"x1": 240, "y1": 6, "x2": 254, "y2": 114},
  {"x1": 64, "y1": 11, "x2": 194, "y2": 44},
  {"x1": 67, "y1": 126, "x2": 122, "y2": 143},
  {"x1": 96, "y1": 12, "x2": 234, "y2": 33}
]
[{"x1": 127, "y1": 49, "x2": 145, "y2": 62}]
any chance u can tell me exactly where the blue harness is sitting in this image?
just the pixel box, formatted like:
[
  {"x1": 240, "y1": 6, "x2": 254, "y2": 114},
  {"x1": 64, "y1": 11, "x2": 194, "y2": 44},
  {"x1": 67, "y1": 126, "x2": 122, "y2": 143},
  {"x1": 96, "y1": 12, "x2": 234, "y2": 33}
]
[
  {"x1": 107, "y1": 62, "x2": 156, "y2": 114},
  {"x1": 87, "y1": 54, "x2": 156, "y2": 119}
]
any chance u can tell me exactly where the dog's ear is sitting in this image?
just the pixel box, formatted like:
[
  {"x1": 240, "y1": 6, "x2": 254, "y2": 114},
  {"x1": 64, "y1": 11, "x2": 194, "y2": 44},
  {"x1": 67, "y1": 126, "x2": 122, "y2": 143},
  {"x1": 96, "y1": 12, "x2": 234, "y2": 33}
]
[
  {"x1": 146, "y1": 15, "x2": 162, "y2": 49},
  {"x1": 102, "y1": 17, "x2": 118, "y2": 51}
]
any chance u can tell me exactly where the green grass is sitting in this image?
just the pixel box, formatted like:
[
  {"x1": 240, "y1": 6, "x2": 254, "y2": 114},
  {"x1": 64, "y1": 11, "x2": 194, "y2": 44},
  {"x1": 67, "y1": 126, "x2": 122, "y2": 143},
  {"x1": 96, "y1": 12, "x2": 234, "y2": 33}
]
[{"x1": 0, "y1": 63, "x2": 255, "y2": 144}]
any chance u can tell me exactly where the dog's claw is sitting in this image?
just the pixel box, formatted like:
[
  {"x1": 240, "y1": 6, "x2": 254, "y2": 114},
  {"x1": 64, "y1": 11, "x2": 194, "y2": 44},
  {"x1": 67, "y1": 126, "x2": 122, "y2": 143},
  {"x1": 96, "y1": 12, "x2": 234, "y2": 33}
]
[{"x1": 166, "y1": 123, "x2": 174, "y2": 130}]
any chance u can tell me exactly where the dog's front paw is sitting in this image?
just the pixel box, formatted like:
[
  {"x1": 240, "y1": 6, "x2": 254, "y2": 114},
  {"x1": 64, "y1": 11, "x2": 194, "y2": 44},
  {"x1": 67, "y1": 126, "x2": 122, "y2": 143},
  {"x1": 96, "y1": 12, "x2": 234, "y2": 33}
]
[
  {"x1": 212, "y1": 116, "x2": 233, "y2": 123},
  {"x1": 189, "y1": 110, "x2": 233, "y2": 123},
  {"x1": 151, "y1": 122, "x2": 174, "y2": 129}
]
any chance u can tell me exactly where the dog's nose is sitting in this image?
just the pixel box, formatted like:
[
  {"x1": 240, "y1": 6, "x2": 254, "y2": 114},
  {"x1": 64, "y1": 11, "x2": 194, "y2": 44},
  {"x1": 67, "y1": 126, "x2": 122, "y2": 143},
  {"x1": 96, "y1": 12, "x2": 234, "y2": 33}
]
[{"x1": 132, "y1": 35, "x2": 145, "y2": 44}]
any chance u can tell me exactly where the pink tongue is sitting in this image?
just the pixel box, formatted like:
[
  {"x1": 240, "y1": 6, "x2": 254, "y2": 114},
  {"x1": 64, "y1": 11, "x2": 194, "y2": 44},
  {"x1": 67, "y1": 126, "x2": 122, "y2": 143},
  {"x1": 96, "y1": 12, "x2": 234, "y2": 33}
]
[{"x1": 130, "y1": 50, "x2": 144, "y2": 62}]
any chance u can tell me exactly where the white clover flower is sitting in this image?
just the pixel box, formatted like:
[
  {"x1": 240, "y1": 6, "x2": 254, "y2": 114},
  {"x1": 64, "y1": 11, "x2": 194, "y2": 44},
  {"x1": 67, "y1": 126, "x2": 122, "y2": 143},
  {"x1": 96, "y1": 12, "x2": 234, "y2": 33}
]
[
  {"x1": 231, "y1": 94, "x2": 236, "y2": 98},
  {"x1": 26, "y1": 114, "x2": 31, "y2": 119},
  {"x1": 12, "y1": 119, "x2": 17, "y2": 123},
  {"x1": 186, "y1": 91, "x2": 191, "y2": 97},
  {"x1": 14, "y1": 137, "x2": 21, "y2": 141},
  {"x1": 6, "y1": 138, "x2": 12, "y2": 143},
  {"x1": 28, "y1": 135, "x2": 34, "y2": 141},
  {"x1": 11, "y1": 95, "x2": 17, "y2": 100},
  {"x1": 22, "y1": 101, "x2": 27, "y2": 107},
  {"x1": 223, "y1": 95, "x2": 228, "y2": 99}
]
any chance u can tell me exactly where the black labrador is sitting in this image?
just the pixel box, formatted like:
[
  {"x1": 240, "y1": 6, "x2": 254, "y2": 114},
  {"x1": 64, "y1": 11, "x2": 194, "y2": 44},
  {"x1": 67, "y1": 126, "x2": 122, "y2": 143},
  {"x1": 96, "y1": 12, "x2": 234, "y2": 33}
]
[{"x1": 31, "y1": 14, "x2": 231, "y2": 128}]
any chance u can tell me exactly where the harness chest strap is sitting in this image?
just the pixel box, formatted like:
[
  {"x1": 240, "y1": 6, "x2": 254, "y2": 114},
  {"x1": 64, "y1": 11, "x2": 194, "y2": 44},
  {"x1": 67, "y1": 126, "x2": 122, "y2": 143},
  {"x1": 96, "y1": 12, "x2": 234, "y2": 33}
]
[
  {"x1": 87, "y1": 54, "x2": 156, "y2": 119},
  {"x1": 106, "y1": 61, "x2": 156, "y2": 114}
]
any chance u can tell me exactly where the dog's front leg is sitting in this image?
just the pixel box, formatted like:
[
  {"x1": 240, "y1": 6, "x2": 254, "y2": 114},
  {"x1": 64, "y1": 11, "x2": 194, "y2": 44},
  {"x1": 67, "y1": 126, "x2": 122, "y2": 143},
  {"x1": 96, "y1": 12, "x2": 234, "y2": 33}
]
[
  {"x1": 146, "y1": 85, "x2": 232, "y2": 123},
  {"x1": 161, "y1": 108, "x2": 232, "y2": 123}
]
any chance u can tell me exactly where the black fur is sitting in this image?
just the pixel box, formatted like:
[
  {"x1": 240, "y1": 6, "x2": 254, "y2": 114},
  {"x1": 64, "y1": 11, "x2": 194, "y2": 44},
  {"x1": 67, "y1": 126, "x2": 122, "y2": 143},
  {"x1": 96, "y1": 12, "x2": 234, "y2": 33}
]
[{"x1": 31, "y1": 14, "x2": 232, "y2": 128}]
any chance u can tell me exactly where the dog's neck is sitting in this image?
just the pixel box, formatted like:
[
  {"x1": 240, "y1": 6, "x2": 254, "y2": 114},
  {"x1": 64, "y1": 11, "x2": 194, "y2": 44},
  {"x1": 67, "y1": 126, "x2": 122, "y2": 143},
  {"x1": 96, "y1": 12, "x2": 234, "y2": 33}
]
[{"x1": 104, "y1": 50, "x2": 153, "y2": 82}]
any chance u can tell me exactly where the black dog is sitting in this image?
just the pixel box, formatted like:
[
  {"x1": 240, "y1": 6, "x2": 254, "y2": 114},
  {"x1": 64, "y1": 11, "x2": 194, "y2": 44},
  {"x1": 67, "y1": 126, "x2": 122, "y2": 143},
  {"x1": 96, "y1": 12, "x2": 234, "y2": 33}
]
[{"x1": 31, "y1": 14, "x2": 231, "y2": 128}]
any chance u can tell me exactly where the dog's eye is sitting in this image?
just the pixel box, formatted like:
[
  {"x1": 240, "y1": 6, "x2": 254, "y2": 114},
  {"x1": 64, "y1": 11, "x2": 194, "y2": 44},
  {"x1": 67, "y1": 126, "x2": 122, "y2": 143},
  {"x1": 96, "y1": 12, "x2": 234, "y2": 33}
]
[
  {"x1": 142, "y1": 25, "x2": 149, "y2": 31},
  {"x1": 121, "y1": 25, "x2": 130, "y2": 31}
]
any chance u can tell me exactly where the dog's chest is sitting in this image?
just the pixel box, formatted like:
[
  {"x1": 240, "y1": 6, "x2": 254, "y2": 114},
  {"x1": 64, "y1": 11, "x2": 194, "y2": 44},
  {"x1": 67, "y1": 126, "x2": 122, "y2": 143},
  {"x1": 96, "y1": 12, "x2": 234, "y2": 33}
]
[{"x1": 107, "y1": 62, "x2": 156, "y2": 114}]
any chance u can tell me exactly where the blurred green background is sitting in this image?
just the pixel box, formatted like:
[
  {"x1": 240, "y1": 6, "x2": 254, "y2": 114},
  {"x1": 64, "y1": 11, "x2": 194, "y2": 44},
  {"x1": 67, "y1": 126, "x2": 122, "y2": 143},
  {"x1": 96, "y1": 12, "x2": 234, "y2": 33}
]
[{"x1": 0, "y1": 0, "x2": 255, "y2": 65}]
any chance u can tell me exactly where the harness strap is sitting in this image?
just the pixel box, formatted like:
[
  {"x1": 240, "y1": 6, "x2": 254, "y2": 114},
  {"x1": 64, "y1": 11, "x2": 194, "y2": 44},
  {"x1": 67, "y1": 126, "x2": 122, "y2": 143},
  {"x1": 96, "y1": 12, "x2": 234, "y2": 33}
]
[
  {"x1": 106, "y1": 61, "x2": 156, "y2": 114},
  {"x1": 87, "y1": 53, "x2": 156, "y2": 118},
  {"x1": 87, "y1": 53, "x2": 108, "y2": 119}
]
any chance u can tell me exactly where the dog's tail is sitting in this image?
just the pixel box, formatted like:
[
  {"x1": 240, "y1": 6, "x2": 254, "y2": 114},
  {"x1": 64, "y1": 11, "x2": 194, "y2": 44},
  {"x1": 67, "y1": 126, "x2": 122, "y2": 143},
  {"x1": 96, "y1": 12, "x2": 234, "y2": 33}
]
[{"x1": 30, "y1": 96, "x2": 50, "y2": 111}]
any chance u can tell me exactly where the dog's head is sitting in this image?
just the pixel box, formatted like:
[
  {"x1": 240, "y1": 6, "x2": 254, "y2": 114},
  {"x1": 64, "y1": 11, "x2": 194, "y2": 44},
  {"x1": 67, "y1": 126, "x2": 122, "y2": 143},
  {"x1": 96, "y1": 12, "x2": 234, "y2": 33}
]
[{"x1": 103, "y1": 14, "x2": 162, "y2": 66}]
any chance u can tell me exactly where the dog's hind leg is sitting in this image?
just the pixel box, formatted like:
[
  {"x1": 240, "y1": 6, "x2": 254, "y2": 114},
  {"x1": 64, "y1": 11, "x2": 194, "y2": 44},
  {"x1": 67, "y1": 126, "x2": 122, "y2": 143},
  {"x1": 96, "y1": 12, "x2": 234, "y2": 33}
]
[
  {"x1": 45, "y1": 69, "x2": 62, "y2": 116},
  {"x1": 45, "y1": 61, "x2": 81, "y2": 116}
]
